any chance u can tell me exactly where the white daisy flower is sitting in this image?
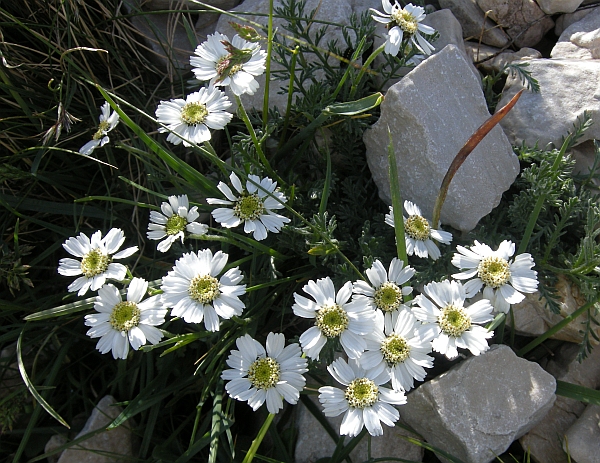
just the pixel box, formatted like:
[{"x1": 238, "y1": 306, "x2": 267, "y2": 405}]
[
  {"x1": 161, "y1": 249, "x2": 246, "y2": 331},
  {"x1": 207, "y1": 172, "x2": 290, "y2": 241},
  {"x1": 155, "y1": 87, "x2": 232, "y2": 147},
  {"x1": 353, "y1": 258, "x2": 415, "y2": 327},
  {"x1": 292, "y1": 277, "x2": 375, "y2": 360},
  {"x1": 451, "y1": 240, "x2": 538, "y2": 314},
  {"x1": 147, "y1": 194, "x2": 208, "y2": 253},
  {"x1": 221, "y1": 332, "x2": 308, "y2": 414},
  {"x1": 190, "y1": 32, "x2": 267, "y2": 96},
  {"x1": 385, "y1": 200, "x2": 452, "y2": 260},
  {"x1": 84, "y1": 278, "x2": 167, "y2": 360},
  {"x1": 318, "y1": 357, "x2": 406, "y2": 437},
  {"x1": 370, "y1": 1, "x2": 435, "y2": 57},
  {"x1": 79, "y1": 101, "x2": 120, "y2": 155},
  {"x1": 361, "y1": 310, "x2": 434, "y2": 392},
  {"x1": 58, "y1": 228, "x2": 138, "y2": 296},
  {"x1": 412, "y1": 280, "x2": 494, "y2": 360}
]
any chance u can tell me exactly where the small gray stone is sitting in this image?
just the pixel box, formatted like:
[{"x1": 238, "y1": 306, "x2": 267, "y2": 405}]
[
  {"x1": 464, "y1": 41, "x2": 541, "y2": 73},
  {"x1": 563, "y1": 404, "x2": 600, "y2": 463},
  {"x1": 537, "y1": 0, "x2": 584, "y2": 15},
  {"x1": 439, "y1": 0, "x2": 510, "y2": 47},
  {"x1": 45, "y1": 434, "x2": 68, "y2": 463},
  {"x1": 552, "y1": 7, "x2": 600, "y2": 59},
  {"x1": 476, "y1": 0, "x2": 554, "y2": 48},
  {"x1": 349, "y1": 0, "x2": 382, "y2": 15},
  {"x1": 497, "y1": 58, "x2": 600, "y2": 149},
  {"x1": 509, "y1": 275, "x2": 600, "y2": 345},
  {"x1": 402, "y1": 345, "x2": 556, "y2": 463},
  {"x1": 555, "y1": 8, "x2": 598, "y2": 36},
  {"x1": 57, "y1": 395, "x2": 133, "y2": 463},
  {"x1": 294, "y1": 396, "x2": 423, "y2": 463},
  {"x1": 520, "y1": 343, "x2": 600, "y2": 463},
  {"x1": 364, "y1": 44, "x2": 519, "y2": 232}
]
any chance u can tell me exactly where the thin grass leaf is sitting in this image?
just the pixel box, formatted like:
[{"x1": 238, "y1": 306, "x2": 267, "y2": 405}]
[{"x1": 556, "y1": 380, "x2": 600, "y2": 406}]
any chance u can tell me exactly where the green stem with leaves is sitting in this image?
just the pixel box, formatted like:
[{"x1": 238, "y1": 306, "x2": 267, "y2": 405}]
[{"x1": 241, "y1": 413, "x2": 275, "y2": 463}]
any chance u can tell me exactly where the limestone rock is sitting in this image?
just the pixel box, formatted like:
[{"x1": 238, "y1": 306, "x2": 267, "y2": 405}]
[
  {"x1": 571, "y1": 140, "x2": 600, "y2": 192},
  {"x1": 509, "y1": 275, "x2": 600, "y2": 345},
  {"x1": 439, "y1": 0, "x2": 510, "y2": 47},
  {"x1": 45, "y1": 434, "x2": 68, "y2": 463},
  {"x1": 402, "y1": 345, "x2": 556, "y2": 463},
  {"x1": 144, "y1": 0, "x2": 239, "y2": 9},
  {"x1": 537, "y1": 0, "x2": 584, "y2": 15},
  {"x1": 464, "y1": 41, "x2": 541, "y2": 73},
  {"x1": 497, "y1": 58, "x2": 600, "y2": 149},
  {"x1": 476, "y1": 0, "x2": 554, "y2": 48},
  {"x1": 349, "y1": 0, "x2": 382, "y2": 14},
  {"x1": 521, "y1": 343, "x2": 600, "y2": 463},
  {"x1": 555, "y1": 8, "x2": 599, "y2": 36},
  {"x1": 57, "y1": 395, "x2": 133, "y2": 463},
  {"x1": 552, "y1": 7, "x2": 600, "y2": 59},
  {"x1": 563, "y1": 404, "x2": 600, "y2": 463},
  {"x1": 294, "y1": 396, "x2": 423, "y2": 463},
  {"x1": 364, "y1": 45, "x2": 519, "y2": 232},
  {"x1": 215, "y1": 0, "x2": 354, "y2": 111}
]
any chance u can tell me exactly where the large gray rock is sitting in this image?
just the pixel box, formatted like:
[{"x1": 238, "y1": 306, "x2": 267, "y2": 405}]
[
  {"x1": 552, "y1": 7, "x2": 600, "y2": 59},
  {"x1": 509, "y1": 275, "x2": 600, "y2": 345},
  {"x1": 563, "y1": 404, "x2": 600, "y2": 463},
  {"x1": 364, "y1": 45, "x2": 519, "y2": 232},
  {"x1": 464, "y1": 41, "x2": 541, "y2": 73},
  {"x1": 295, "y1": 396, "x2": 423, "y2": 462},
  {"x1": 497, "y1": 58, "x2": 600, "y2": 149},
  {"x1": 555, "y1": 7, "x2": 599, "y2": 36},
  {"x1": 57, "y1": 395, "x2": 133, "y2": 463},
  {"x1": 521, "y1": 342, "x2": 600, "y2": 463},
  {"x1": 476, "y1": 0, "x2": 554, "y2": 47},
  {"x1": 215, "y1": 0, "x2": 354, "y2": 112},
  {"x1": 537, "y1": 0, "x2": 584, "y2": 15},
  {"x1": 402, "y1": 345, "x2": 556, "y2": 463},
  {"x1": 439, "y1": 0, "x2": 510, "y2": 48}
]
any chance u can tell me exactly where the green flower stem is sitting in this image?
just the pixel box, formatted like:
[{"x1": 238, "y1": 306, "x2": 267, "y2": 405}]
[
  {"x1": 432, "y1": 89, "x2": 524, "y2": 228},
  {"x1": 262, "y1": 0, "x2": 274, "y2": 130},
  {"x1": 517, "y1": 132, "x2": 572, "y2": 255},
  {"x1": 279, "y1": 46, "x2": 300, "y2": 149},
  {"x1": 332, "y1": 35, "x2": 367, "y2": 101},
  {"x1": 242, "y1": 413, "x2": 275, "y2": 463},
  {"x1": 234, "y1": 95, "x2": 284, "y2": 186},
  {"x1": 349, "y1": 43, "x2": 385, "y2": 100},
  {"x1": 387, "y1": 129, "x2": 408, "y2": 265},
  {"x1": 517, "y1": 294, "x2": 600, "y2": 357}
]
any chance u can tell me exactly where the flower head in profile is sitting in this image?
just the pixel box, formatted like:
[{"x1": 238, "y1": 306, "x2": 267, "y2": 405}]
[
  {"x1": 353, "y1": 258, "x2": 415, "y2": 327},
  {"x1": 155, "y1": 87, "x2": 232, "y2": 147},
  {"x1": 84, "y1": 278, "x2": 167, "y2": 360},
  {"x1": 361, "y1": 310, "x2": 434, "y2": 392},
  {"x1": 161, "y1": 249, "x2": 246, "y2": 331},
  {"x1": 58, "y1": 228, "x2": 138, "y2": 296},
  {"x1": 370, "y1": 1, "x2": 435, "y2": 57},
  {"x1": 451, "y1": 240, "x2": 538, "y2": 314},
  {"x1": 147, "y1": 195, "x2": 208, "y2": 252},
  {"x1": 222, "y1": 332, "x2": 308, "y2": 414},
  {"x1": 385, "y1": 201, "x2": 452, "y2": 260},
  {"x1": 292, "y1": 277, "x2": 375, "y2": 360},
  {"x1": 190, "y1": 32, "x2": 267, "y2": 96},
  {"x1": 412, "y1": 280, "x2": 494, "y2": 359},
  {"x1": 79, "y1": 101, "x2": 119, "y2": 155},
  {"x1": 207, "y1": 172, "x2": 290, "y2": 241},
  {"x1": 318, "y1": 358, "x2": 406, "y2": 437}
]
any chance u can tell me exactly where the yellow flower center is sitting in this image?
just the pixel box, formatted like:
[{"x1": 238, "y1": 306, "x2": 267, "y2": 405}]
[
  {"x1": 373, "y1": 282, "x2": 403, "y2": 312},
  {"x1": 477, "y1": 256, "x2": 511, "y2": 289},
  {"x1": 181, "y1": 102, "x2": 209, "y2": 126},
  {"x1": 80, "y1": 248, "x2": 111, "y2": 278},
  {"x1": 438, "y1": 305, "x2": 471, "y2": 337},
  {"x1": 404, "y1": 214, "x2": 431, "y2": 241},
  {"x1": 165, "y1": 214, "x2": 187, "y2": 236},
  {"x1": 345, "y1": 378, "x2": 379, "y2": 409},
  {"x1": 92, "y1": 120, "x2": 111, "y2": 140},
  {"x1": 233, "y1": 194, "x2": 265, "y2": 221},
  {"x1": 381, "y1": 334, "x2": 411, "y2": 366},
  {"x1": 391, "y1": 9, "x2": 418, "y2": 35},
  {"x1": 188, "y1": 274, "x2": 220, "y2": 304},
  {"x1": 315, "y1": 304, "x2": 349, "y2": 338},
  {"x1": 247, "y1": 357, "x2": 281, "y2": 389},
  {"x1": 109, "y1": 301, "x2": 141, "y2": 332}
]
